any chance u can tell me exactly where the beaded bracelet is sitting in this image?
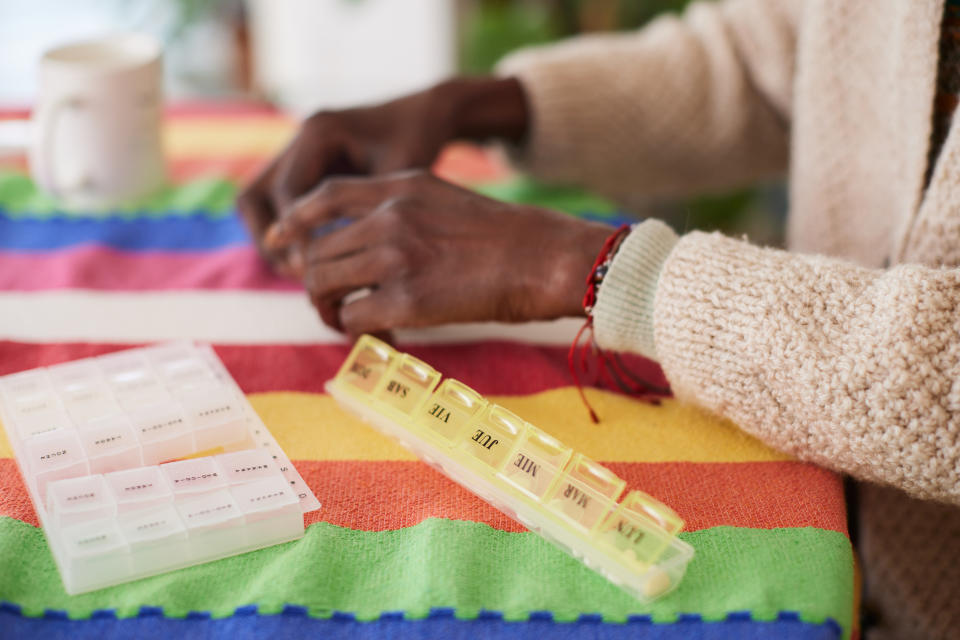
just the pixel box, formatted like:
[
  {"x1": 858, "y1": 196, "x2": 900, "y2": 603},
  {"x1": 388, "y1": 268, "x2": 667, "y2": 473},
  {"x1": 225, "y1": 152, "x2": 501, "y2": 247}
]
[
  {"x1": 582, "y1": 224, "x2": 632, "y2": 317},
  {"x1": 570, "y1": 223, "x2": 670, "y2": 423}
]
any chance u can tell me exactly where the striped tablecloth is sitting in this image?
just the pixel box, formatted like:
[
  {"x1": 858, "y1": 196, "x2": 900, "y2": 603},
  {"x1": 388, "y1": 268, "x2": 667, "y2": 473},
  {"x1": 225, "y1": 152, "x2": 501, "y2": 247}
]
[{"x1": 0, "y1": 104, "x2": 855, "y2": 640}]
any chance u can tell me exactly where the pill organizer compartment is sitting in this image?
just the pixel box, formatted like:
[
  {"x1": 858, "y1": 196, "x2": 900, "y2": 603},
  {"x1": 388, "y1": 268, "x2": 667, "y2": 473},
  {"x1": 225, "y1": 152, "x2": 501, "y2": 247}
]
[
  {"x1": 595, "y1": 490, "x2": 679, "y2": 568},
  {"x1": 129, "y1": 402, "x2": 195, "y2": 465},
  {"x1": 104, "y1": 465, "x2": 174, "y2": 514},
  {"x1": 101, "y1": 353, "x2": 171, "y2": 410},
  {"x1": 0, "y1": 342, "x2": 321, "y2": 595},
  {"x1": 58, "y1": 518, "x2": 131, "y2": 587},
  {"x1": 162, "y1": 456, "x2": 228, "y2": 496},
  {"x1": 498, "y1": 426, "x2": 573, "y2": 500},
  {"x1": 458, "y1": 405, "x2": 525, "y2": 472},
  {"x1": 77, "y1": 415, "x2": 143, "y2": 474},
  {"x1": 216, "y1": 449, "x2": 278, "y2": 484},
  {"x1": 326, "y1": 335, "x2": 694, "y2": 603},
  {"x1": 46, "y1": 474, "x2": 116, "y2": 527},
  {"x1": 119, "y1": 504, "x2": 189, "y2": 574},
  {"x1": 545, "y1": 454, "x2": 626, "y2": 533},
  {"x1": 336, "y1": 337, "x2": 395, "y2": 394},
  {"x1": 51, "y1": 362, "x2": 121, "y2": 424},
  {"x1": 24, "y1": 429, "x2": 90, "y2": 497},
  {"x1": 178, "y1": 387, "x2": 248, "y2": 451},
  {"x1": 417, "y1": 378, "x2": 486, "y2": 445},
  {"x1": 373, "y1": 354, "x2": 441, "y2": 417}
]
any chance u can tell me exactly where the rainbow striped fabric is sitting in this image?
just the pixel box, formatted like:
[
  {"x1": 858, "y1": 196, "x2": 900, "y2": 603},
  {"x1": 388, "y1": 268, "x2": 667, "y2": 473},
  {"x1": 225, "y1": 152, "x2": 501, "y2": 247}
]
[{"x1": 0, "y1": 105, "x2": 854, "y2": 640}]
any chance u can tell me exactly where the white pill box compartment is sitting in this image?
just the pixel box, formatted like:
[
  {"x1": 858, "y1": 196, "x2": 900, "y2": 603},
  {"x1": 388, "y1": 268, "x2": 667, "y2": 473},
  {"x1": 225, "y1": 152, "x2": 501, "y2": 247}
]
[
  {"x1": 0, "y1": 342, "x2": 320, "y2": 595},
  {"x1": 326, "y1": 335, "x2": 695, "y2": 603}
]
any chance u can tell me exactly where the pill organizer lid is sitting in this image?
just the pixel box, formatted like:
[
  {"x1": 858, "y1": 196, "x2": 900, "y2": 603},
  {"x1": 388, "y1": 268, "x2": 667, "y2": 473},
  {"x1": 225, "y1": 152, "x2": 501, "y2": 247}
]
[
  {"x1": 394, "y1": 354, "x2": 440, "y2": 386},
  {"x1": 617, "y1": 490, "x2": 684, "y2": 535},
  {"x1": 432, "y1": 378, "x2": 486, "y2": 414},
  {"x1": 565, "y1": 453, "x2": 626, "y2": 500},
  {"x1": 46, "y1": 474, "x2": 110, "y2": 512},
  {"x1": 479, "y1": 405, "x2": 527, "y2": 438},
  {"x1": 518, "y1": 426, "x2": 573, "y2": 469}
]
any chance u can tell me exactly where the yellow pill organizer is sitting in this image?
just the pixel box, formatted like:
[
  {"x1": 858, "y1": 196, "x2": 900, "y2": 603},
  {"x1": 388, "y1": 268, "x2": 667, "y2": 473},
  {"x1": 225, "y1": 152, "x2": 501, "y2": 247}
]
[
  {"x1": 326, "y1": 335, "x2": 695, "y2": 601},
  {"x1": 0, "y1": 342, "x2": 320, "y2": 595}
]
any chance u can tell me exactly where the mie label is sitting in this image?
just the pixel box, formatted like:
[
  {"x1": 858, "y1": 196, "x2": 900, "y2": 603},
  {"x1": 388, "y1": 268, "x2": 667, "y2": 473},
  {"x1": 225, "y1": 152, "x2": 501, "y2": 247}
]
[{"x1": 513, "y1": 452, "x2": 538, "y2": 477}]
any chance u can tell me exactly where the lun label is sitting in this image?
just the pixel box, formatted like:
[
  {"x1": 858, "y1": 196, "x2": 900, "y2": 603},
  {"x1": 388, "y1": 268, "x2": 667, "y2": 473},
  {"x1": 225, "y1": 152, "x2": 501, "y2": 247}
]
[{"x1": 616, "y1": 520, "x2": 646, "y2": 545}]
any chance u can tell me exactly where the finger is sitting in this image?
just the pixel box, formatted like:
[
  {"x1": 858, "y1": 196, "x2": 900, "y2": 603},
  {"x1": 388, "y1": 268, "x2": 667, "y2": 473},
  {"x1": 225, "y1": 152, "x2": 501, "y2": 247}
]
[
  {"x1": 309, "y1": 289, "x2": 348, "y2": 332},
  {"x1": 236, "y1": 157, "x2": 289, "y2": 265},
  {"x1": 270, "y1": 126, "x2": 354, "y2": 214},
  {"x1": 266, "y1": 172, "x2": 431, "y2": 248},
  {"x1": 302, "y1": 249, "x2": 391, "y2": 303},
  {"x1": 301, "y1": 208, "x2": 395, "y2": 265},
  {"x1": 338, "y1": 286, "x2": 416, "y2": 336}
]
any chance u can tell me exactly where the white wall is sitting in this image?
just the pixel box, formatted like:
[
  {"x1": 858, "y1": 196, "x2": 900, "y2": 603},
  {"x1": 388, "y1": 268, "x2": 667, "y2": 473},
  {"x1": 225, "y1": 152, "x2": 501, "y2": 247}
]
[{"x1": 247, "y1": 0, "x2": 456, "y2": 115}]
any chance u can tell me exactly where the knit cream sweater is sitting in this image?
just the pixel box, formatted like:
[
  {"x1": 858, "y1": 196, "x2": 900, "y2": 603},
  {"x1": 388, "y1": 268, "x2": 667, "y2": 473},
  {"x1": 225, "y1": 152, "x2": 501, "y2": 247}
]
[{"x1": 501, "y1": 1, "x2": 959, "y2": 638}]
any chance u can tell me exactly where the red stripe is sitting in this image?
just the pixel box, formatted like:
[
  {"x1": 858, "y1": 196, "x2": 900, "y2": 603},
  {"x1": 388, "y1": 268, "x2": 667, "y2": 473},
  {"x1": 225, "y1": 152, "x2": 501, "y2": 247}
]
[
  {"x1": 0, "y1": 103, "x2": 284, "y2": 121},
  {"x1": 0, "y1": 341, "x2": 669, "y2": 397},
  {"x1": 0, "y1": 246, "x2": 299, "y2": 291},
  {"x1": 0, "y1": 458, "x2": 846, "y2": 534}
]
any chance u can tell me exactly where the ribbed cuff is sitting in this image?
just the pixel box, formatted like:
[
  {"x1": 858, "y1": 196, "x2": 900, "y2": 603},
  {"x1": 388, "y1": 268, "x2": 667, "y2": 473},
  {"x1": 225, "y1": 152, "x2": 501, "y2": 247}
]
[{"x1": 593, "y1": 219, "x2": 679, "y2": 360}]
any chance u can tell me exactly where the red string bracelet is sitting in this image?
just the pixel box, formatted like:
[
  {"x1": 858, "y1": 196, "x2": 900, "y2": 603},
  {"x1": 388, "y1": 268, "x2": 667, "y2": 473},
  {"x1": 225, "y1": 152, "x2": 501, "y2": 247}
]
[{"x1": 568, "y1": 224, "x2": 671, "y2": 423}]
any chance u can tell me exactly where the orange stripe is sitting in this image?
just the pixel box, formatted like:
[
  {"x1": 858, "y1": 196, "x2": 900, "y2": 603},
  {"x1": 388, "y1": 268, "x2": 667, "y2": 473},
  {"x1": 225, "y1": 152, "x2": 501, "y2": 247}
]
[{"x1": 0, "y1": 458, "x2": 846, "y2": 534}]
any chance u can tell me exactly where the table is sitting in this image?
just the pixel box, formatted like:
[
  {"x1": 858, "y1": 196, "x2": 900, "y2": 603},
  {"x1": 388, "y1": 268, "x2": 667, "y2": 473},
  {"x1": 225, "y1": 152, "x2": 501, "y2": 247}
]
[{"x1": 0, "y1": 104, "x2": 855, "y2": 640}]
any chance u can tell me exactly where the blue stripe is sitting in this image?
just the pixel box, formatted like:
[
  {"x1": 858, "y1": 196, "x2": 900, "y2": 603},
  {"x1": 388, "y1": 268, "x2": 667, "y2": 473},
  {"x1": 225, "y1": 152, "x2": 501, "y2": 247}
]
[
  {"x1": 0, "y1": 606, "x2": 842, "y2": 640},
  {"x1": 0, "y1": 210, "x2": 637, "y2": 253},
  {"x1": 0, "y1": 211, "x2": 251, "y2": 252}
]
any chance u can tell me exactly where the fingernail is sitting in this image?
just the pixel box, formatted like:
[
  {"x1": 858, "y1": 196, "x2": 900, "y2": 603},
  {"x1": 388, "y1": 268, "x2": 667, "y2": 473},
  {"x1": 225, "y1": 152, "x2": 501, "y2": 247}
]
[
  {"x1": 288, "y1": 248, "x2": 305, "y2": 277},
  {"x1": 264, "y1": 224, "x2": 284, "y2": 249}
]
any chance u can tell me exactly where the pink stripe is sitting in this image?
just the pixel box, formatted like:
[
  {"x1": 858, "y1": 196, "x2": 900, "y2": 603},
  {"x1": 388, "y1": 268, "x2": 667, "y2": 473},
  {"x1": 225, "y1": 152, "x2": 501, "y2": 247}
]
[{"x1": 0, "y1": 246, "x2": 300, "y2": 291}]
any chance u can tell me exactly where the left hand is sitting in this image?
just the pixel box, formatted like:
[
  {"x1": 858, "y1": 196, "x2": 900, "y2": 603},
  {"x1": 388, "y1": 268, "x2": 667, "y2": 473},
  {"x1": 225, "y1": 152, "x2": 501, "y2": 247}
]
[{"x1": 264, "y1": 170, "x2": 613, "y2": 336}]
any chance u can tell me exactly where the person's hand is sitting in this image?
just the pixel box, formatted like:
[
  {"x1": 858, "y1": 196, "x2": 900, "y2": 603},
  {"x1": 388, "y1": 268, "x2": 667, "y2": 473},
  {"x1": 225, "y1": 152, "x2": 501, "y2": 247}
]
[
  {"x1": 237, "y1": 77, "x2": 529, "y2": 276},
  {"x1": 263, "y1": 171, "x2": 613, "y2": 336}
]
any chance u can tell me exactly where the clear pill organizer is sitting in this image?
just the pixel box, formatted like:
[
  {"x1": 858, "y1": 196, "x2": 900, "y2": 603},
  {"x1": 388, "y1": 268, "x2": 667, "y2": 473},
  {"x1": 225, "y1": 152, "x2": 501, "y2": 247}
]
[
  {"x1": 326, "y1": 335, "x2": 694, "y2": 602},
  {"x1": 0, "y1": 342, "x2": 320, "y2": 595}
]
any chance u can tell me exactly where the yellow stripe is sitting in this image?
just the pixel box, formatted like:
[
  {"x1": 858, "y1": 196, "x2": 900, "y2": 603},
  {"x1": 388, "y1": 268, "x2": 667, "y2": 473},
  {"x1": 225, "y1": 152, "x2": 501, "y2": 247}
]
[
  {"x1": 164, "y1": 117, "x2": 295, "y2": 159},
  {"x1": 251, "y1": 388, "x2": 791, "y2": 463},
  {"x1": 0, "y1": 388, "x2": 790, "y2": 463}
]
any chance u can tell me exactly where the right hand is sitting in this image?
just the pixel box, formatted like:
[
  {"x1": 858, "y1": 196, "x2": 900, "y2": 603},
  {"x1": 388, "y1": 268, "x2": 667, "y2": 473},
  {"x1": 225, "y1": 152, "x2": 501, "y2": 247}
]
[{"x1": 237, "y1": 77, "x2": 529, "y2": 278}]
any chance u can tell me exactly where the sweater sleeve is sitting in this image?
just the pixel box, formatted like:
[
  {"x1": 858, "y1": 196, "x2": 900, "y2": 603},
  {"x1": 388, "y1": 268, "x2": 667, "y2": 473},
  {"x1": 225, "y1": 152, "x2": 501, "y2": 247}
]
[
  {"x1": 497, "y1": 0, "x2": 802, "y2": 202},
  {"x1": 597, "y1": 229, "x2": 960, "y2": 505}
]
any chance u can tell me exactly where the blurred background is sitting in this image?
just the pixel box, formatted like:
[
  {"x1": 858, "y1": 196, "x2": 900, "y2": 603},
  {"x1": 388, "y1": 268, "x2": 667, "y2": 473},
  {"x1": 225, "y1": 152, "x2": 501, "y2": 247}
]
[{"x1": 0, "y1": 0, "x2": 785, "y2": 243}]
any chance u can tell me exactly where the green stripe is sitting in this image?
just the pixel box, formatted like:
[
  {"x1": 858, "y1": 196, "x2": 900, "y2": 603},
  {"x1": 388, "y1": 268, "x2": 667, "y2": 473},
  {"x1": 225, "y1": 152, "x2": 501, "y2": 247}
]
[
  {"x1": 473, "y1": 176, "x2": 619, "y2": 216},
  {"x1": 0, "y1": 172, "x2": 236, "y2": 218},
  {"x1": 0, "y1": 171, "x2": 618, "y2": 220},
  {"x1": 0, "y1": 517, "x2": 851, "y2": 636}
]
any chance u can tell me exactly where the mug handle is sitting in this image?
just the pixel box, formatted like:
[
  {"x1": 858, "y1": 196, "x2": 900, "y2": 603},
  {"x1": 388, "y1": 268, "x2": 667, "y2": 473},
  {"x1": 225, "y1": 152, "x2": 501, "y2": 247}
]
[{"x1": 34, "y1": 96, "x2": 90, "y2": 198}]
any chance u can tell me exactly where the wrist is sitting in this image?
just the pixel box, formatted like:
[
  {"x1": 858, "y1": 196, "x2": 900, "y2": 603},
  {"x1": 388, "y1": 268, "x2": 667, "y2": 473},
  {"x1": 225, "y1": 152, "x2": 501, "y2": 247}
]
[
  {"x1": 430, "y1": 76, "x2": 529, "y2": 144},
  {"x1": 534, "y1": 220, "x2": 617, "y2": 320}
]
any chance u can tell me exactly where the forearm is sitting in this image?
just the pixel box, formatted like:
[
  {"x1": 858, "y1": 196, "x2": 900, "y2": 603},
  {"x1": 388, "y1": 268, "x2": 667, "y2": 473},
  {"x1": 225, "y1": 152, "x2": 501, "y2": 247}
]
[
  {"x1": 496, "y1": 0, "x2": 802, "y2": 202},
  {"x1": 431, "y1": 76, "x2": 530, "y2": 146},
  {"x1": 596, "y1": 223, "x2": 960, "y2": 504}
]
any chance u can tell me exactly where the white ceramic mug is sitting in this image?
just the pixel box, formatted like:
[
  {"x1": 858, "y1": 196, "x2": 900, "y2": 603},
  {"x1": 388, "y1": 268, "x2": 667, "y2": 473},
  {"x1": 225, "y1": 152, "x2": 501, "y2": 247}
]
[{"x1": 30, "y1": 33, "x2": 166, "y2": 211}]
